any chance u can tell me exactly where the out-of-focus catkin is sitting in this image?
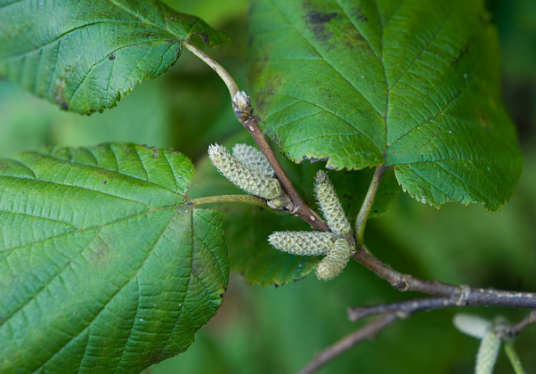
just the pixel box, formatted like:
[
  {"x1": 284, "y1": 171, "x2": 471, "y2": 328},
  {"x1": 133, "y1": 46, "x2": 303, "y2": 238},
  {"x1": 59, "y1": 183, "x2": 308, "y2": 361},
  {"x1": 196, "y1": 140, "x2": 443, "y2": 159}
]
[
  {"x1": 208, "y1": 144, "x2": 281, "y2": 200},
  {"x1": 314, "y1": 170, "x2": 351, "y2": 238},
  {"x1": 268, "y1": 231, "x2": 337, "y2": 256},
  {"x1": 453, "y1": 314, "x2": 491, "y2": 339},
  {"x1": 476, "y1": 332, "x2": 501, "y2": 374}
]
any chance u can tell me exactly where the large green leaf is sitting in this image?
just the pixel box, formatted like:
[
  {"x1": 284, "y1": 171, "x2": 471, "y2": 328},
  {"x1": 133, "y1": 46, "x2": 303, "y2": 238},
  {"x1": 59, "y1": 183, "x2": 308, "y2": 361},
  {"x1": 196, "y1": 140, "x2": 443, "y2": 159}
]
[
  {"x1": 191, "y1": 134, "x2": 399, "y2": 286},
  {"x1": 0, "y1": 0, "x2": 228, "y2": 114},
  {"x1": 0, "y1": 143, "x2": 229, "y2": 373},
  {"x1": 248, "y1": 0, "x2": 523, "y2": 211}
]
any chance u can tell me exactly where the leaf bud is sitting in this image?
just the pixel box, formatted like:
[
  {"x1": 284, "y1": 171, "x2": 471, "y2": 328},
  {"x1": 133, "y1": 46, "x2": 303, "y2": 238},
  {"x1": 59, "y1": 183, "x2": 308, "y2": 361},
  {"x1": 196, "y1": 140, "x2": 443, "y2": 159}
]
[
  {"x1": 266, "y1": 195, "x2": 293, "y2": 211},
  {"x1": 232, "y1": 90, "x2": 252, "y2": 121}
]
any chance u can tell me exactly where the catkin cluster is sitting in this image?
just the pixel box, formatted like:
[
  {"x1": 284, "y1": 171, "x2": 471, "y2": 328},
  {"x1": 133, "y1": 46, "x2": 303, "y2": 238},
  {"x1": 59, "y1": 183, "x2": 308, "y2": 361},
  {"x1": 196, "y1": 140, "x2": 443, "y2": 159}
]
[
  {"x1": 208, "y1": 143, "x2": 289, "y2": 203},
  {"x1": 268, "y1": 170, "x2": 355, "y2": 281}
]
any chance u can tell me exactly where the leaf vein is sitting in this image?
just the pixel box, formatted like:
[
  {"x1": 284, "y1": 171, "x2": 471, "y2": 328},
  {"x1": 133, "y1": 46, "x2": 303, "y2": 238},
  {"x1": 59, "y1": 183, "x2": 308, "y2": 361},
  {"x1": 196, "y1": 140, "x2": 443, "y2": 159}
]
[
  {"x1": 388, "y1": 76, "x2": 474, "y2": 148},
  {"x1": 267, "y1": 0, "x2": 382, "y2": 117}
]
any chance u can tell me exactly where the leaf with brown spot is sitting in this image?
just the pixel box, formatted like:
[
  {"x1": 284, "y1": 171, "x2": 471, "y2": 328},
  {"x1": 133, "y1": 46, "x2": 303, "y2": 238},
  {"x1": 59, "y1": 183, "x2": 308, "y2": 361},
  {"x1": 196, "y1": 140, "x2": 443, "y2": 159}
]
[
  {"x1": 0, "y1": 0, "x2": 229, "y2": 114},
  {"x1": 248, "y1": 0, "x2": 523, "y2": 211}
]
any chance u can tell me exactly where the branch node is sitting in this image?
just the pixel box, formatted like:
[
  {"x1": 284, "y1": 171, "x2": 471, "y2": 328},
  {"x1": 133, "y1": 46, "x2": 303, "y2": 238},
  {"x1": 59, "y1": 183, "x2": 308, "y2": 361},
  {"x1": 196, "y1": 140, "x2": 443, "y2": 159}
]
[{"x1": 455, "y1": 285, "x2": 471, "y2": 306}]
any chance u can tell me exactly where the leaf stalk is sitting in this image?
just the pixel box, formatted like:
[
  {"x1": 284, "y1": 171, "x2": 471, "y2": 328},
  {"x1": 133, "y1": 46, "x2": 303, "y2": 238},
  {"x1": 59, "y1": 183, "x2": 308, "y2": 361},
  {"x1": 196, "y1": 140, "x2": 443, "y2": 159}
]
[
  {"x1": 191, "y1": 194, "x2": 286, "y2": 214},
  {"x1": 355, "y1": 165, "x2": 384, "y2": 248},
  {"x1": 181, "y1": 40, "x2": 239, "y2": 98}
]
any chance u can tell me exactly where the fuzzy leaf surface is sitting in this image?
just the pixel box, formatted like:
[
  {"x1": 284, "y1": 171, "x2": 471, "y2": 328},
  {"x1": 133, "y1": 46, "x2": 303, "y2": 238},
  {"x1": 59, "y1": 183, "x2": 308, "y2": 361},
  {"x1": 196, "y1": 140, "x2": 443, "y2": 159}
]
[
  {"x1": 0, "y1": 143, "x2": 228, "y2": 373},
  {"x1": 0, "y1": 0, "x2": 228, "y2": 114},
  {"x1": 248, "y1": 0, "x2": 523, "y2": 211}
]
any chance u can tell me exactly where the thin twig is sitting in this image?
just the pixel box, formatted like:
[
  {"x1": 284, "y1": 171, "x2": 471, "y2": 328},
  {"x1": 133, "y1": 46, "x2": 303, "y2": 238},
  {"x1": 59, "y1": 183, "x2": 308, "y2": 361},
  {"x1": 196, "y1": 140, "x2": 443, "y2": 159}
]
[
  {"x1": 347, "y1": 297, "x2": 455, "y2": 322},
  {"x1": 507, "y1": 310, "x2": 536, "y2": 337},
  {"x1": 296, "y1": 314, "x2": 399, "y2": 374},
  {"x1": 355, "y1": 165, "x2": 384, "y2": 248},
  {"x1": 183, "y1": 41, "x2": 329, "y2": 231}
]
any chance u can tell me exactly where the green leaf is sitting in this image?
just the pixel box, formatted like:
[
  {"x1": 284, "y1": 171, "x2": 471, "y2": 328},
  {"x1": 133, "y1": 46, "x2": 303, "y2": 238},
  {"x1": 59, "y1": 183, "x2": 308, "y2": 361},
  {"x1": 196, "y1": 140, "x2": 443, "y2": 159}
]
[
  {"x1": 191, "y1": 134, "x2": 399, "y2": 286},
  {"x1": 0, "y1": 143, "x2": 229, "y2": 373},
  {"x1": 0, "y1": 0, "x2": 228, "y2": 114},
  {"x1": 248, "y1": 0, "x2": 523, "y2": 211}
]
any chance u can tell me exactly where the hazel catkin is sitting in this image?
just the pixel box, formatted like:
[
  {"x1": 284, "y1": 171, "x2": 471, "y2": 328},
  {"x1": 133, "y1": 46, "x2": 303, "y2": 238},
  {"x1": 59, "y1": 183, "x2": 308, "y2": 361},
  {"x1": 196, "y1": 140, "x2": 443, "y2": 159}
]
[
  {"x1": 268, "y1": 231, "x2": 337, "y2": 256},
  {"x1": 208, "y1": 144, "x2": 282, "y2": 200},
  {"x1": 314, "y1": 170, "x2": 351, "y2": 238},
  {"x1": 315, "y1": 238, "x2": 353, "y2": 281}
]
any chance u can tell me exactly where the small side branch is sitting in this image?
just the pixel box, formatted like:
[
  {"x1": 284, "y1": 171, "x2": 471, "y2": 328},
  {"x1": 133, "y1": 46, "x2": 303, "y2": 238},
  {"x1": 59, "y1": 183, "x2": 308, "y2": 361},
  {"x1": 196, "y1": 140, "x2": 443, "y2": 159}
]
[
  {"x1": 507, "y1": 310, "x2": 536, "y2": 337},
  {"x1": 348, "y1": 297, "x2": 455, "y2": 322},
  {"x1": 296, "y1": 314, "x2": 399, "y2": 374}
]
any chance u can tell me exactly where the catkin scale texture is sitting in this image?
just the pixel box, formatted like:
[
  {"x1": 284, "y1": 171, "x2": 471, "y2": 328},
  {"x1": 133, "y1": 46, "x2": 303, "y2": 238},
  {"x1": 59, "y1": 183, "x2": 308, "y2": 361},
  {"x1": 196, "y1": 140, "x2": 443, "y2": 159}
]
[
  {"x1": 232, "y1": 144, "x2": 275, "y2": 177},
  {"x1": 476, "y1": 333, "x2": 501, "y2": 374},
  {"x1": 268, "y1": 231, "x2": 337, "y2": 256},
  {"x1": 315, "y1": 171, "x2": 351, "y2": 237},
  {"x1": 316, "y1": 239, "x2": 353, "y2": 281},
  {"x1": 208, "y1": 144, "x2": 282, "y2": 199}
]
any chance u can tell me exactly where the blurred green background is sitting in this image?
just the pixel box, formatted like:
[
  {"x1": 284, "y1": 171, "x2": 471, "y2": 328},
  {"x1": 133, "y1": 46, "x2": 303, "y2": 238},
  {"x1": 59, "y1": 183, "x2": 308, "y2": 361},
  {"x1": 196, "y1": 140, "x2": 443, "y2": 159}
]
[{"x1": 1, "y1": 0, "x2": 535, "y2": 373}]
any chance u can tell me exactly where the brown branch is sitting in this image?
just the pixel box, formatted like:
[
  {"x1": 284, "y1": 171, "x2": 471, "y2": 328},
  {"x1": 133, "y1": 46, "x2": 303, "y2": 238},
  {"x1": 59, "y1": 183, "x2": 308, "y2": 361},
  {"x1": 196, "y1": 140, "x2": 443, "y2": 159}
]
[
  {"x1": 347, "y1": 297, "x2": 455, "y2": 322},
  {"x1": 506, "y1": 310, "x2": 536, "y2": 337},
  {"x1": 296, "y1": 314, "x2": 399, "y2": 374},
  {"x1": 239, "y1": 114, "x2": 329, "y2": 232},
  {"x1": 302, "y1": 299, "x2": 536, "y2": 374},
  {"x1": 352, "y1": 247, "x2": 536, "y2": 309}
]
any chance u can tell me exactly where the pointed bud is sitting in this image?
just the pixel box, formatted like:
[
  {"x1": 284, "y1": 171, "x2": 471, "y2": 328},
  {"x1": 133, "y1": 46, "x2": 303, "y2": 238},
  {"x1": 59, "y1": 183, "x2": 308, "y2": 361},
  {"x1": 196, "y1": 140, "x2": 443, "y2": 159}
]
[
  {"x1": 266, "y1": 195, "x2": 293, "y2": 211},
  {"x1": 315, "y1": 170, "x2": 351, "y2": 237},
  {"x1": 232, "y1": 143, "x2": 274, "y2": 177},
  {"x1": 208, "y1": 144, "x2": 282, "y2": 199},
  {"x1": 316, "y1": 239, "x2": 353, "y2": 281},
  {"x1": 232, "y1": 91, "x2": 252, "y2": 121},
  {"x1": 268, "y1": 231, "x2": 337, "y2": 256}
]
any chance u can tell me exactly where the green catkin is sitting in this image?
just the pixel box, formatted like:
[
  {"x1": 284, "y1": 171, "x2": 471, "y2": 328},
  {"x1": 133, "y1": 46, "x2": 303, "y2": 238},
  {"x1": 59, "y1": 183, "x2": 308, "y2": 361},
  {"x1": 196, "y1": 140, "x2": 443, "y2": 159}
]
[
  {"x1": 268, "y1": 231, "x2": 337, "y2": 256},
  {"x1": 232, "y1": 144, "x2": 274, "y2": 177},
  {"x1": 453, "y1": 314, "x2": 491, "y2": 339},
  {"x1": 208, "y1": 144, "x2": 282, "y2": 199},
  {"x1": 314, "y1": 170, "x2": 351, "y2": 237},
  {"x1": 476, "y1": 332, "x2": 501, "y2": 374},
  {"x1": 315, "y1": 238, "x2": 353, "y2": 281}
]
